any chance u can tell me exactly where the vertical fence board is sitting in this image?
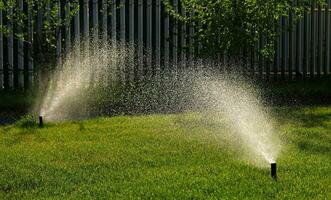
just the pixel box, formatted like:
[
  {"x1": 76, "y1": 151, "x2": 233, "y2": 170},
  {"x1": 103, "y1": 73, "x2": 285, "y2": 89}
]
[
  {"x1": 0, "y1": 10, "x2": 3, "y2": 89},
  {"x1": 173, "y1": 0, "x2": 178, "y2": 66},
  {"x1": 303, "y1": 8, "x2": 309, "y2": 79},
  {"x1": 74, "y1": 2, "x2": 80, "y2": 48},
  {"x1": 27, "y1": 1, "x2": 34, "y2": 88},
  {"x1": 111, "y1": 0, "x2": 117, "y2": 41},
  {"x1": 281, "y1": 16, "x2": 286, "y2": 79},
  {"x1": 120, "y1": 0, "x2": 126, "y2": 41},
  {"x1": 289, "y1": 8, "x2": 293, "y2": 80},
  {"x1": 318, "y1": 4, "x2": 323, "y2": 76},
  {"x1": 310, "y1": 2, "x2": 316, "y2": 78},
  {"x1": 295, "y1": 0, "x2": 301, "y2": 78},
  {"x1": 7, "y1": 7, "x2": 14, "y2": 89},
  {"x1": 164, "y1": 8, "x2": 170, "y2": 67},
  {"x1": 326, "y1": 1, "x2": 331, "y2": 74},
  {"x1": 92, "y1": 0, "x2": 98, "y2": 37},
  {"x1": 155, "y1": 0, "x2": 161, "y2": 68},
  {"x1": 56, "y1": 1, "x2": 62, "y2": 65},
  {"x1": 102, "y1": 0, "x2": 108, "y2": 41},
  {"x1": 65, "y1": 2, "x2": 71, "y2": 50},
  {"x1": 138, "y1": 0, "x2": 144, "y2": 72},
  {"x1": 181, "y1": 6, "x2": 186, "y2": 67},
  {"x1": 146, "y1": 0, "x2": 152, "y2": 68},
  {"x1": 18, "y1": 0, "x2": 24, "y2": 89}
]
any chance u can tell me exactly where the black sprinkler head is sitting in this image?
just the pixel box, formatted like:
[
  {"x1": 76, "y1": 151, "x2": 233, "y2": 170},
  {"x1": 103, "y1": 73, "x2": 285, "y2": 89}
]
[
  {"x1": 271, "y1": 162, "x2": 277, "y2": 180},
  {"x1": 39, "y1": 116, "x2": 43, "y2": 128}
]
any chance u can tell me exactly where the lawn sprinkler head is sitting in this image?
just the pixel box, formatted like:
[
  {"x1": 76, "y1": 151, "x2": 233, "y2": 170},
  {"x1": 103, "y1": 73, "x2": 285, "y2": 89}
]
[
  {"x1": 39, "y1": 116, "x2": 43, "y2": 128},
  {"x1": 271, "y1": 162, "x2": 277, "y2": 180}
]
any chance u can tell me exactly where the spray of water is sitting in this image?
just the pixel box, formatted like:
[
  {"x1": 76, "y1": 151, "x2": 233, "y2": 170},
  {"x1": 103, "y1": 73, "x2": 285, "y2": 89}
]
[
  {"x1": 38, "y1": 38, "x2": 281, "y2": 167},
  {"x1": 192, "y1": 74, "x2": 281, "y2": 166}
]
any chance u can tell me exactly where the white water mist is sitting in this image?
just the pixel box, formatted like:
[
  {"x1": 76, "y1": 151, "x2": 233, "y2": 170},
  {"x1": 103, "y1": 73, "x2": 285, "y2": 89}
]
[
  {"x1": 38, "y1": 38, "x2": 281, "y2": 167},
  {"x1": 194, "y1": 75, "x2": 281, "y2": 166}
]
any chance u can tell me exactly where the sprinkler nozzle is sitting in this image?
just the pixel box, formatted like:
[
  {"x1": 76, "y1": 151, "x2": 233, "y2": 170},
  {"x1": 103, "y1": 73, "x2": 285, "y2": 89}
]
[
  {"x1": 39, "y1": 116, "x2": 43, "y2": 128},
  {"x1": 271, "y1": 162, "x2": 277, "y2": 179}
]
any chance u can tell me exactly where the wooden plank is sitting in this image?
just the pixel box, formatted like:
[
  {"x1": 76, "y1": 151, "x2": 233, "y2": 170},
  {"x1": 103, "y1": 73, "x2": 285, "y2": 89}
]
[
  {"x1": 28, "y1": 1, "x2": 34, "y2": 88},
  {"x1": 146, "y1": 0, "x2": 152, "y2": 68},
  {"x1": 0, "y1": 9, "x2": 3, "y2": 89},
  {"x1": 303, "y1": 8, "x2": 309, "y2": 79},
  {"x1": 155, "y1": 0, "x2": 161, "y2": 67},
  {"x1": 173, "y1": 0, "x2": 178, "y2": 65},
  {"x1": 7, "y1": 6, "x2": 14, "y2": 89},
  {"x1": 281, "y1": 16, "x2": 286, "y2": 79},
  {"x1": 129, "y1": 0, "x2": 134, "y2": 42},
  {"x1": 317, "y1": 4, "x2": 323, "y2": 76},
  {"x1": 289, "y1": 8, "x2": 293, "y2": 80},
  {"x1": 310, "y1": 2, "x2": 316, "y2": 78},
  {"x1": 181, "y1": 6, "x2": 187, "y2": 67},
  {"x1": 74, "y1": 1, "x2": 80, "y2": 47},
  {"x1": 325, "y1": 0, "x2": 330, "y2": 74},
  {"x1": 56, "y1": 0, "x2": 62, "y2": 65},
  {"x1": 93, "y1": 0, "x2": 99, "y2": 36},
  {"x1": 83, "y1": 0, "x2": 90, "y2": 38},
  {"x1": 164, "y1": 6, "x2": 170, "y2": 67},
  {"x1": 295, "y1": 0, "x2": 301, "y2": 78},
  {"x1": 102, "y1": 0, "x2": 108, "y2": 41},
  {"x1": 138, "y1": 0, "x2": 144, "y2": 71},
  {"x1": 274, "y1": 20, "x2": 280, "y2": 80},
  {"x1": 111, "y1": 0, "x2": 117, "y2": 41},
  {"x1": 65, "y1": 2, "x2": 71, "y2": 51},
  {"x1": 120, "y1": 0, "x2": 126, "y2": 42},
  {"x1": 189, "y1": 11, "x2": 195, "y2": 61},
  {"x1": 18, "y1": 0, "x2": 24, "y2": 89}
]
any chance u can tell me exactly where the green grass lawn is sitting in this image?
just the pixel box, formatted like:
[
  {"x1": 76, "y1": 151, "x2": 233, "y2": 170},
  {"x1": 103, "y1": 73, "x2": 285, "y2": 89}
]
[{"x1": 0, "y1": 107, "x2": 330, "y2": 199}]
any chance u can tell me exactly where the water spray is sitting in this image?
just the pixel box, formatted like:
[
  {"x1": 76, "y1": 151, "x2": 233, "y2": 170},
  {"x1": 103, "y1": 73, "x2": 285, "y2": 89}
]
[
  {"x1": 39, "y1": 116, "x2": 44, "y2": 128},
  {"x1": 271, "y1": 162, "x2": 277, "y2": 179}
]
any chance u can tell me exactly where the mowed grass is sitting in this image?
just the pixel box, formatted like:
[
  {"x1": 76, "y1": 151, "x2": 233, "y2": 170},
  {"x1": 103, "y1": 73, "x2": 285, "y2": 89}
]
[{"x1": 0, "y1": 107, "x2": 330, "y2": 199}]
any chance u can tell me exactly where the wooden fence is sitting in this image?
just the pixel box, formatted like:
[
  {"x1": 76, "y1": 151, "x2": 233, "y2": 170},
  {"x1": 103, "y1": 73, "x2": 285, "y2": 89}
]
[{"x1": 0, "y1": 0, "x2": 331, "y2": 90}]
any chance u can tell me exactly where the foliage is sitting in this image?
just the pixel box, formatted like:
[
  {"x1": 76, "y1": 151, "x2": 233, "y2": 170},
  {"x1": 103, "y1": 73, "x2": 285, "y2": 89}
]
[
  {"x1": 0, "y1": 107, "x2": 330, "y2": 198},
  {"x1": 0, "y1": 0, "x2": 79, "y2": 47},
  {"x1": 163, "y1": 0, "x2": 324, "y2": 59},
  {"x1": 15, "y1": 115, "x2": 37, "y2": 128}
]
